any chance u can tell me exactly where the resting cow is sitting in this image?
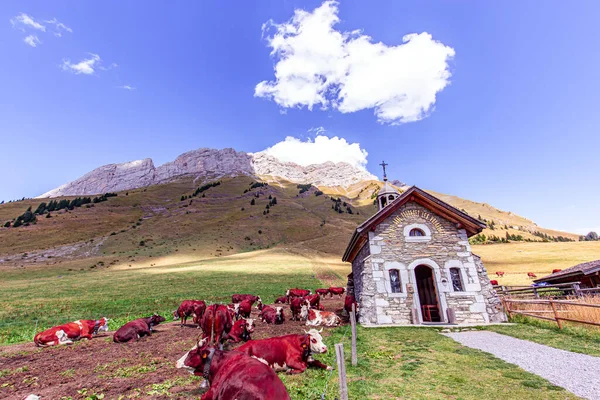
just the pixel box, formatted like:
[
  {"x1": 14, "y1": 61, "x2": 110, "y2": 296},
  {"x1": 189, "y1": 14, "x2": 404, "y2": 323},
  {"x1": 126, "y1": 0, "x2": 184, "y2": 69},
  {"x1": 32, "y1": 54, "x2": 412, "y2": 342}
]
[
  {"x1": 274, "y1": 296, "x2": 288, "y2": 304},
  {"x1": 315, "y1": 288, "x2": 329, "y2": 297},
  {"x1": 177, "y1": 340, "x2": 290, "y2": 400},
  {"x1": 34, "y1": 317, "x2": 109, "y2": 347},
  {"x1": 201, "y1": 304, "x2": 233, "y2": 349},
  {"x1": 113, "y1": 314, "x2": 165, "y2": 343},
  {"x1": 173, "y1": 300, "x2": 206, "y2": 327},
  {"x1": 301, "y1": 306, "x2": 341, "y2": 327},
  {"x1": 328, "y1": 287, "x2": 345, "y2": 298},
  {"x1": 490, "y1": 279, "x2": 499, "y2": 286},
  {"x1": 237, "y1": 329, "x2": 331, "y2": 374},
  {"x1": 227, "y1": 318, "x2": 255, "y2": 343},
  {"x1": 259, "y1": 306, "x2": 284, "y2": 325}
]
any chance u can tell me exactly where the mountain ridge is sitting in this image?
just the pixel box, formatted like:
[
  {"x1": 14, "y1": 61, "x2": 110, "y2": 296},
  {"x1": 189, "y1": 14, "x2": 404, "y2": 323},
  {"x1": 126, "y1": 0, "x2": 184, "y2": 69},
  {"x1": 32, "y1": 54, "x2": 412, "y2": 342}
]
[{"x1": 39, "y1": 148, "x2": 377, "y2": 198}]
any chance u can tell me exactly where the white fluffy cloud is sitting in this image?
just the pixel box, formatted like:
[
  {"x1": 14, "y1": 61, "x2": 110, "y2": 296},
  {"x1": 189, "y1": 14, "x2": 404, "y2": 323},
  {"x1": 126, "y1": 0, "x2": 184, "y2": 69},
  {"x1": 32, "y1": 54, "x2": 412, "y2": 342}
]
[
  {"x1": 255, "y1": 1, "x2": 455, "y2": 125},
  {"x1": 61, "y1": 53, "x2": 101, "y2": 75},
  {"x1": 10, "y1": 13, "x2": 46, "y2": 32},
  {"x1": 262, "y1": 133, "x2": 368, "y2": 170},
  {"x1": 24, "y1": 34, "x2": 41, "y2": 47},
  {"x1": 45, "y1": 18, "x2": 72, "y2": 37}
]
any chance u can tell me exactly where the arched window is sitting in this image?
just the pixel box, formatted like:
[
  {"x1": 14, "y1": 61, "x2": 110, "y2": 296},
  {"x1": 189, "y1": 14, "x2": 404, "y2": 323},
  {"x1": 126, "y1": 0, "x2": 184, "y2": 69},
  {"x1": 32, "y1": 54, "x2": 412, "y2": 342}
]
[
  {"x1": 409, "y1": 228, "x2": 425, "y2": 237},
  {"x1": 388, "y1": 194, "x2": 395, "y2": 201},
  {"x1": 449, "y1": 268, "x2": 464, "y2": 291},
  {"x1": 389, "y1": 269, "x2": 401, "y2": 293},
  {"x1": 380, "y1": 197, "x2": 387, "y2": 208}
]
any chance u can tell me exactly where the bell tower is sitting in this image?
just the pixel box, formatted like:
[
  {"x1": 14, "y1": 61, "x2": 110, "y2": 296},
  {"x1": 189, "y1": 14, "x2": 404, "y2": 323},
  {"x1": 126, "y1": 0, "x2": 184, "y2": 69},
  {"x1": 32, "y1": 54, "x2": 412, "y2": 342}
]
[{"x1": 377, "y1": 161, "x2": 399, "y2": 210}]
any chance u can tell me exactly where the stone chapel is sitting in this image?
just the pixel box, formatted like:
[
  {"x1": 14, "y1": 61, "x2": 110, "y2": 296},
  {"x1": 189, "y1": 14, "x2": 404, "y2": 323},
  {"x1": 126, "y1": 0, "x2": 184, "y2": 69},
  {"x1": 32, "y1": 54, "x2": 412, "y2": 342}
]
[{"x1": 342, "y1": 167, "x2": 505, "y2": 326}]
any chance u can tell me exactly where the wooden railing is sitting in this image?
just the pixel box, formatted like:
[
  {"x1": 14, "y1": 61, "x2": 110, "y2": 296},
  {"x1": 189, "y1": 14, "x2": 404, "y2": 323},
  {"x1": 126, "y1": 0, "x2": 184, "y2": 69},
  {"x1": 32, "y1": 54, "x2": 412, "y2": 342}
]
[
  {"x1": 495, "y1": 282, "x2": 586, "y2": 299},
  {"x1": 502, "y1": 298, "x2": 600, "y2": 330}
]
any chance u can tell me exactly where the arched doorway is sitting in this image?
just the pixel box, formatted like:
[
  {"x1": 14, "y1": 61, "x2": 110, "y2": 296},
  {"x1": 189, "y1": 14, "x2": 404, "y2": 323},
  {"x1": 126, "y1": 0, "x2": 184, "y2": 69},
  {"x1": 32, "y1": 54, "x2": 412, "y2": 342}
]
[{"x1": 414, "y1": 265, "x2": 441, "y2": 322}]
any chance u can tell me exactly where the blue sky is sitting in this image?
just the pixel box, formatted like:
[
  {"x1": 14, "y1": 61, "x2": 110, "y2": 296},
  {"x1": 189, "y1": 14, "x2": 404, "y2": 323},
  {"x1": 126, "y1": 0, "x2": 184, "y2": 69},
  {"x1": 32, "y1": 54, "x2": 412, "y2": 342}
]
[{"x1": 1, "y1": 1, "x2": 598, "y2": 235}]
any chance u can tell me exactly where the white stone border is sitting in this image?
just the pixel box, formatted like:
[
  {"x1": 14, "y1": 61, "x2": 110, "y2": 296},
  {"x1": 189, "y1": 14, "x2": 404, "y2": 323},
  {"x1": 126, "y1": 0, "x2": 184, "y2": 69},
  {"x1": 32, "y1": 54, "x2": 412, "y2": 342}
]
[
  {"x1": 403, "y1": 223, "x2": 432, "y2": 243},
  {"x1": 383, "y1": 261, "x2": 408, "y2": 298},
  {"x1": 408, "y1": 258, "x2": 448, "y2": 324}
]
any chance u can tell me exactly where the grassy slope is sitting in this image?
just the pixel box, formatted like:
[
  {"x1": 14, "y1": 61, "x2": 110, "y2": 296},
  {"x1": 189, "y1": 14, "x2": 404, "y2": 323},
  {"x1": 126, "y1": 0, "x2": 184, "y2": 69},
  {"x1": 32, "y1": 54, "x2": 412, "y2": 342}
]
[{"x1": 473, "y1": 241, "x2": 600, "y2": 285}]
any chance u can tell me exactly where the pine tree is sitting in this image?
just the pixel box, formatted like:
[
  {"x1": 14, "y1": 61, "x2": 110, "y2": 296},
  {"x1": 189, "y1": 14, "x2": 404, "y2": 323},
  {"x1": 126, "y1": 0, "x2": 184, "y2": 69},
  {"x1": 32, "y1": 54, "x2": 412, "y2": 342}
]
[{"x1": 250, "y1": 199, "x2": 255, "y2": 205}]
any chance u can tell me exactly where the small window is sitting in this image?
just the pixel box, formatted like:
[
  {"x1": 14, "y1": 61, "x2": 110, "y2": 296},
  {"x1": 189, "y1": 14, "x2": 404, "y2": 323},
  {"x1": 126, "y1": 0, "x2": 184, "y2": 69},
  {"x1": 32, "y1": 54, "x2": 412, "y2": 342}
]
[
  {"x1": 389, "y1": 269, "x2": 401, "y2": 293},
  {"x1": 450, "y1": 268, "x2": 464, "y2": 291},
  {"x1": 409, "y1": 228, "x2": 425, "y2": 237},
  {"x1": 388, "y1": 194, "x2": 395, "y2": 201}
]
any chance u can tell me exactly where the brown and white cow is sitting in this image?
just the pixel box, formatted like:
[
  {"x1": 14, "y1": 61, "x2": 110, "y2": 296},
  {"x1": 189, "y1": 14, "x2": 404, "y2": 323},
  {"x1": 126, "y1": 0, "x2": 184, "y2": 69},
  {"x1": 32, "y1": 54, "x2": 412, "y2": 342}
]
[
  {"x1": 34, "y1": 317, "x2": 109, "y2": 347},
  {"x1": 235, "y1": 299, "x2": 253, "y2": 320},
  {"x1": 301, "y1": 305, "x2": 341, "y2": 327},
  {"x1": 237, "y1": 329, "x2": 331, "y2": 374},
  {"x1": 201, "y1": 304, "x2": 233, "y2": 350},
  {"x1": 231, "y1": 294, "x2": 261, "y2": 305},
  {"x1": 496, "y1": 271, "x2": 505, "y2": 277},
  {"x1": 259, "y1": 306, "x2": 284, "y2": 325},
  {"x1": 527, "y1": 272, "x2": 537, "y2": 279},
  {"x1": 328, "y1": 287, "x2": 345, "y2": 298},
  {"x1": 286, "y1": 288, "x2": 311, "y2": 299},
  {"x1": 303, "y1": 294, "x2": 321, "y2": 310},
  {"x1": 177, "y1": 340, "x2": 290, "y2": 400},
  {"x1": 274, "y1": 296, "x2": 288, "y2": 304},
  {"x1": 227, "y1": 318, "x2": 255, "y2": 343},
  {"x1": 173, "y1": 300, "x2": 207, "y2": 327},
  {"x1": 344, "y1": 294, "x2": 358, "y2": 315},
  {"x1": 315, "y1": 288, "x2": 329, "y2": 297},
  {"x1": 289, "y1": 297, "x2": 304, "y2": 321},
  {"x1": 113, "y1": 314, "x2": 166, "y2": 343}
]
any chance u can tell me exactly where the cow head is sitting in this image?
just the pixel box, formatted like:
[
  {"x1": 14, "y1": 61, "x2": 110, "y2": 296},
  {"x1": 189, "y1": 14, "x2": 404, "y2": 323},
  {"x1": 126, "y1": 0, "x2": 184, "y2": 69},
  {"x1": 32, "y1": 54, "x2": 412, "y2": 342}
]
[
  {"x1": 245, "y1": 318, "x2": 255, "y2": 333},
  {"x1": 233, "y1": 303, "x2": 240, "y2": 316},
  {"x1": 305, "y1": 328, "x2": 327, "y2": 353},
  {"x1": 176, "y1": 338, "x2": 214, "y2": 377},
  {"x1": 149, "y1": 314, "x2": 166, "y2": 328},
  {"x1": 96, "y1": 317, "x2": 109, "y2": 333},
  {"x1": 255, "y1": 297, "x2": 263, "y2": 310},
  {"x1": 172, "y1": 309, "x2": 180, "y2": 320},
  {"x1": 300, "y1": 304, "x2": 309, "y2": 320},
  {"x1": 275, "y1": 307, "x2": 284, "y2": 324},
  {"x1": 285, "y1": 289, "x2": 290, "y2": 297}
]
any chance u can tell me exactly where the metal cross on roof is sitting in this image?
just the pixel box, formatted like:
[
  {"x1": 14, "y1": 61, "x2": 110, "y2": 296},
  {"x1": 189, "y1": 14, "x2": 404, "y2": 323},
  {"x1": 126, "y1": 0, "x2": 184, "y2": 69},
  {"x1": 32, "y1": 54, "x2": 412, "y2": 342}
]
[{"x1": 379, "y1": 161, "x2": 388, "y2": 181}]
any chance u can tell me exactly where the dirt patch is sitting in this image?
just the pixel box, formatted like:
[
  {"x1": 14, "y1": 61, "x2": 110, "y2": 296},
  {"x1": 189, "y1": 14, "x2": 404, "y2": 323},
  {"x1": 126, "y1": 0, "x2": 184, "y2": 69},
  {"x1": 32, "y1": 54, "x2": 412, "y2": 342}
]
[{"x1": 0, "y1": 297, "x2": 345, "y2": 399}]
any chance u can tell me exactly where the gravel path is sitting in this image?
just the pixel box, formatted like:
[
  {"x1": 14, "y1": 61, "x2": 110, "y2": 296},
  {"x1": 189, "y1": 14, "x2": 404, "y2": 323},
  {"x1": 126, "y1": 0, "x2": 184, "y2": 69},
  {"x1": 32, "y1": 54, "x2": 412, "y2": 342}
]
[{"x1": 444, "y1": 331, "x2": 600, "y2": 400}]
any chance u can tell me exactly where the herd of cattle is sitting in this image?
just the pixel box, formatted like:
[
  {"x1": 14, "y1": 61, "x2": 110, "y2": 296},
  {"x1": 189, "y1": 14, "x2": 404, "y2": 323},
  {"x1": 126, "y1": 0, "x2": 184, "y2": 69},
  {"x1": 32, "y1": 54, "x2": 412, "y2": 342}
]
[
  {"x1": 32, "y1": 286, "x2": 358, "y2": 399},
  {"x1": 491, "y1": 269, "x2": 562, "y2": 285}
]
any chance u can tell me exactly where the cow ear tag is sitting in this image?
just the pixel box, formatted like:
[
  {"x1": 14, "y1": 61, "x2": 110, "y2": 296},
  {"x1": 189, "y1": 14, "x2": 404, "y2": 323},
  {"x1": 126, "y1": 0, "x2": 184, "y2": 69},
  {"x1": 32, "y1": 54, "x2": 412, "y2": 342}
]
[
  {"x1": 302, "y1": 344, "x2": 307, "y2": 348},
  {"x1": 202, "y1": 353, "x2": 207, "y2": 359}
]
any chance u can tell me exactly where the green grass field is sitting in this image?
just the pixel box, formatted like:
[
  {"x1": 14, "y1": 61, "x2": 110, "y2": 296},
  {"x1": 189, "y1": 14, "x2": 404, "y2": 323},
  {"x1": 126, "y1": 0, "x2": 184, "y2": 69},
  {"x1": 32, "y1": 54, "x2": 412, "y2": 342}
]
[{"x1": 0, "y1": 248, "x2": 581, "y2": 399}]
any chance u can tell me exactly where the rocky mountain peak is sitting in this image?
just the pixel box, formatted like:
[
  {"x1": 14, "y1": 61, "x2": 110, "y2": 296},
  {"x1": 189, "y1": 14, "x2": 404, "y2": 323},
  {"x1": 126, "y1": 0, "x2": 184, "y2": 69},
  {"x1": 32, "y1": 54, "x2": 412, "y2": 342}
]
[{"x1": 38, "y1": 147, "x2": 379, "y2": 198}]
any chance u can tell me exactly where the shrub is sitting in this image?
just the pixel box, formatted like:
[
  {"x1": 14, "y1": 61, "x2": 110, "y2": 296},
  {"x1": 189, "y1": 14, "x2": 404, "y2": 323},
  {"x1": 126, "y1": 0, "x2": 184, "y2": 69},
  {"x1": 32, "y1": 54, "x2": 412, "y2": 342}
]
[
  {"x1": 297, "y1": 184, "x2": 312, "y2": 194},
  {"x1": 315, "y1": 190, "x2": 324, "y2": 196},
  {"x1": 250, "y1": 199, "x2": 255, "y2": 205},
  {"x1": 3, "y1": 221, "x2": 10, "y2": 228}
]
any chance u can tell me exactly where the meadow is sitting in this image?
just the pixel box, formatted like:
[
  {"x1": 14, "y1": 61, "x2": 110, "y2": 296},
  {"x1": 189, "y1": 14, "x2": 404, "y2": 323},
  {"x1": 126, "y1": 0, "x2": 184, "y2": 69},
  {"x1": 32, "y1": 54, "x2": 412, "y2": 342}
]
[{"x1": 0, "y1": 249, "x2": 581, "y2": 399}]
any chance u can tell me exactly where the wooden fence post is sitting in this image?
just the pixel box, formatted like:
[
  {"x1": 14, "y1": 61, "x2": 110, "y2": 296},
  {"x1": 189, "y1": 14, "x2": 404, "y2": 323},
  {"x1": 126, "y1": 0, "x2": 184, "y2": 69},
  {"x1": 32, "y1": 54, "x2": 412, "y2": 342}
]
[
  {"x1": 549, "y1": 300, "x2": 563, "y2": 329},
  {"x1": 335, "y1": 343, "x2": 348, "y2": 400},
  {"x1": 350, "y1": 304, "x2": 357, "y2": 367},
  {"x1": 573, "y1": 283, "x2": 582, "y2": 297},
  {"x1": 502, "y1": 298, "x2": 512, "y2": 319}
]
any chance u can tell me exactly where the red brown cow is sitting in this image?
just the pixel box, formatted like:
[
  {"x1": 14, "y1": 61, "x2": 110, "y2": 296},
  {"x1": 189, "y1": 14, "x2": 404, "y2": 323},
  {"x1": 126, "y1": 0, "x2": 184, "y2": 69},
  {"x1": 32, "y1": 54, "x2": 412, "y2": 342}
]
[
  {"x1": 274, "y1": 296, "x2": 288, "y2": 304},
  {"x1": 315, "y1": 288, "x2": 329, "y2": 297},
  {"x1": 113, "y1": 314, "x2": 166, "y2": 343},
  {"x1": 527, "y1": 272, "x2": 537, "y2": 279},
  {"x1": 234, "y1": 299, "x2": 253, "y2": 320},
  {"x1": 231, "y1": 294, "x2": 261, "y2": 304},
  {"x1": 173, "y1": 300, "x2": 206, "y2": 327},
  {"x1": 201, "y1": 304, "x2": 233, "y2": 349},
  {"x1": 303, "y1": 294, "x2": 321, "y2": 310},
  {"x1": 490, "y1": 280, "x2": 499, "y2": 286},
  {"x1": 552, "y1": 269, "x2": 562, "y2": 273},
  {"x1": 34, "y1": 317, "x2": 109, "y2": 347},
  {"x1": 328, "y1": 287, "x2": 345, "y2": 298},
  {"x1": 496, "y1": 271, "x2": 505, "y2": 277},
  {"x1": 237, "y1": 329, "x2": 330, "y2": 374},
  {"x1": 177, "y1": 341, "x2": 290, "y2": 400},
  {"x1": 286, "y1": 288, "x2": 311, "y2": 299},
  {"x1": 344, "y1": 294, "x2": 358, "y2": 315},
  {"x1": 289, "y1": 297, "x2": 304, "y2": 321},
  {"x1": 226, "y1": 318, "x2": 255, "y2": 343},
  {"x1": 259, "y1": 306, "x2": 284, "y2": 325},
  {"x1": 302, "y1": 306, "x2": 341, "y2": 327}
]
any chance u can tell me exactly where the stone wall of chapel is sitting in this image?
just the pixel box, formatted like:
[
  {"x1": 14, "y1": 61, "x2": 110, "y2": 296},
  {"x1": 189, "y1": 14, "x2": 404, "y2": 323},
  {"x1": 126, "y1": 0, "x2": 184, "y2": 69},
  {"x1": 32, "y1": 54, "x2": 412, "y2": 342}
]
[{"x1": 365, "y1": 201, "x2": 495, "y2": 325}]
